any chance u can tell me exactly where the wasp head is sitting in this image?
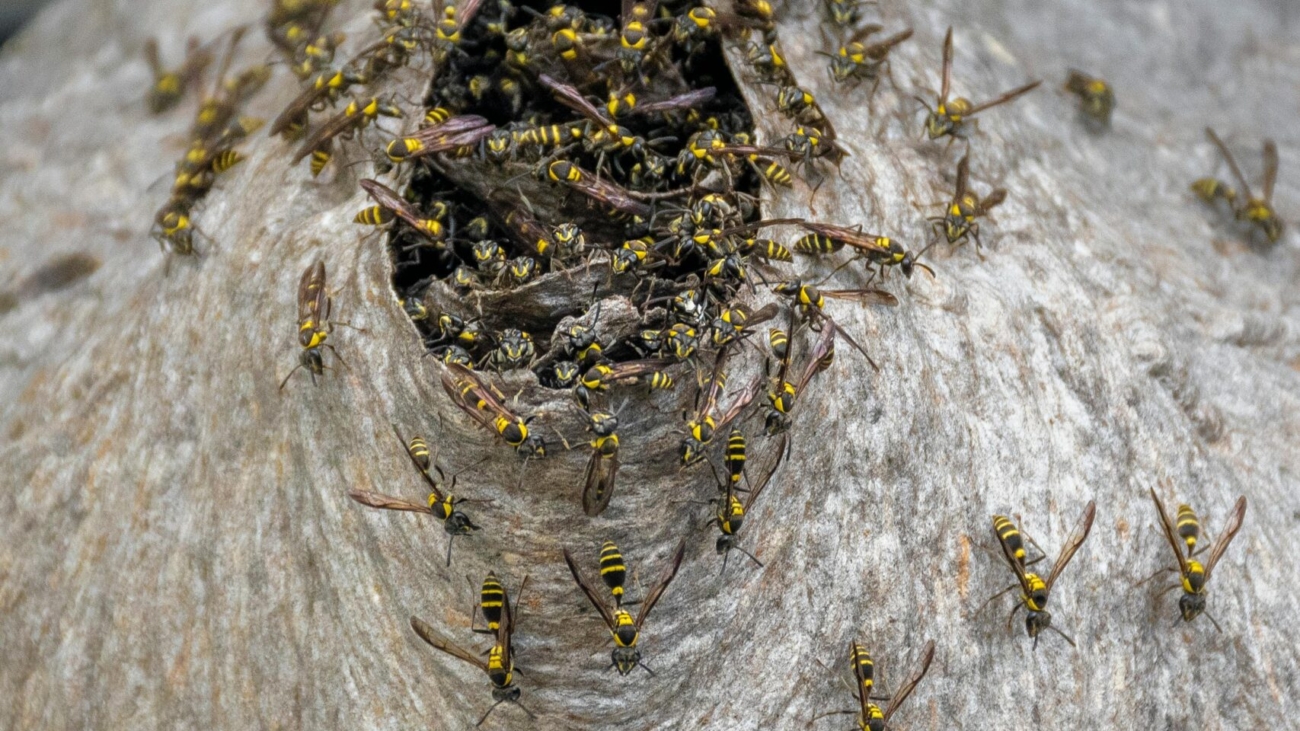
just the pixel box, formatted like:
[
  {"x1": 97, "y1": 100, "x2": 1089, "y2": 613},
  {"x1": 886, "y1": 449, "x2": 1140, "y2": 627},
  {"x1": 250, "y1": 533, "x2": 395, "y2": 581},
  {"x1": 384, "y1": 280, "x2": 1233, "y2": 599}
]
[{"x1": 611, "y1": 646, "x2": 643, "y2": 676}]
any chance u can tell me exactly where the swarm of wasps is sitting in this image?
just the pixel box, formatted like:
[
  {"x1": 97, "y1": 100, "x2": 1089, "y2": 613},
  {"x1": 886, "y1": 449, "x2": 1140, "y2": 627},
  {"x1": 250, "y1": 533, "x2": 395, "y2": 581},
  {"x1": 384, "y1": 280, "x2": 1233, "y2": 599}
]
[{"x1": 162, "y1": 0, "x2": 1266, "y2": 726}]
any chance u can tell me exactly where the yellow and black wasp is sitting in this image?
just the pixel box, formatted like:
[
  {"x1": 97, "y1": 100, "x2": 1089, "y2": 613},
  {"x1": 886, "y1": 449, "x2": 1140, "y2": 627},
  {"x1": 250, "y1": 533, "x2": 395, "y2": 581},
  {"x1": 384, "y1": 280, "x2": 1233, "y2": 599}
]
[
  {"x1": 581, "y1": 409, "x2": 622, "y2": 517},
  {"x1": 191, "y1": 28, "x2": 271, "y2": 144},
  {"x1": 547, "y1": 161, "x2": 653, "y2": 218},
  {"x1": 793, "y1": 220, "x2": 933, "y2": 280},
  {"x1": 268, "y1": 67, "x2": 369, "y2": 140},
  {"x1": 292, "y1": 95, "x2": 404, "y2": 176},
  {"x1": 1142, "y1": 487, "x2": 1247, "y2": 631},
  {"x1": 919, "y1": 27, "x2": 1041, "y2": 142},
  {"x1": 710, "y1": 427, "x2": 783, "y2": 572},
  {"x1": 682, "y1": 348, "x2": 764, "y2": 466},
  {"x1": 762, "y1": 315, "x2": 842, "y2": 437},
  {"x1": 811, "y1": 640, "x2": 935, "y2": 731},
  {"x1": 357, "y1": 178, "x2": 449, "y2": 246},
  {"x1": 409, "y1": 573, "x2": 534, "y2": 726},
  {"x1": 432, "y1": 0, "x2": 486, "y2": 64},
  {"x1": 563, "y1": 540, "x2": 685, "y2": 675},
  {"x1": 144, "y1": 36, "x2": 212, "y2": 113},
  {"x1": 347, "y1": 424, "x2": 483, "y2": 566},
  {"x1": 440, "y1": 362, "x2": 546, "y2": 458},
  {"x1": 615, "y1": 0, "x2": 661, "y2": 81},
  {"x1": 1192, "y1": 127, "x2": 1284, "y2": 245},
  {"x1": 576, "y1": 358, "x2": 675, "y2": 411},
  {"x1": 767, "y1": 279, "x2": 895, "y2": 370},
  {"x1": 385, "y1": 114, "x2": 496, "y2": 165},
  {"x1": 710, "y1": 302, "x2": 779, "y2": 348},
  {"x1": 824, "y1": 0, "x2": 874, "y2": 27},
  {"x1": 985, "y1": 501, "x2": 1096, "y2": 649},
  {"x1": 280, "y1": 260, "x2": 353, "y2": 389},
  {"x1": 824, "y1": 26, "x2": 912, "y2": 93},
  {"x1": 1063, "y1": 69, "x2": 1115, "y2": 127},
  {"x1": 928, "y1": 152, "x2": 1007, "y2": 249}
]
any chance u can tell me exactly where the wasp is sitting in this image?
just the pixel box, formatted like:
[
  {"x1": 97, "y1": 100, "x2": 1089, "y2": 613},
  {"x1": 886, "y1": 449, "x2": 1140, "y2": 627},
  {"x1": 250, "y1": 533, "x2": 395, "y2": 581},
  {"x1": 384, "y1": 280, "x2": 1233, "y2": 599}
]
[
  {"x1": 1063, "y1": 69, "x2": 1115, "y2": 127},
  {"x1": 191, "y1": 29, "x2": 270, "y2": 143},
  {"x1": 793, "y1": 221, "x2": 933, "y2": 280},
  {"x1": 1192, "y1": 127, "x2": 1284, "y2": 245},
  {"x1": 763, "y1": 316, "x2": 842, "y2": 436},
  {"x1": 441, "y1": 362, "x2": 546, "y2": 458},
  {"x1": 1142, "y1": 488, "x2": 1247, "y2": 631},
  {"x1": 496, "y1": 196, "x2": 558, "y2": 259},
  {"x1": 152, "y1": 199, "x2": 198, "y2": 256},
  {"x1": 431, "y1": 0, "x2": 486, "y2": 63},
  {"x1": 144, "y1": 36, "x2": 212, "y2": 113},
  {"x1": 409, "y1": 575, "x2": 534, "y2": 727},
  {"x1": 682, "y1": 349, "x2": 764, "y2": 466},
  {"x1": 769, "y1": 279, "x2": 895, "y2": 369},
  {"x1": 824, "y1": 26, "x2": 912, "y2": 93},
  {"x1": 547, "y1": 161, "x2": 653, "y2": 218},
  {"x1": 663, "y1": 323, "x2": 700, "y2": 361},
  {"x1": 537, "y1": 73, "x2": 673, "y2": 179},
  {"x1": 576, "y1": 358, "x2": 675, "y2": 410},
  {"x1": 292, "y1": 96, "x2": 404, "y2": 176},
  {"x1": 824, "y1": 0, "x2": 875, "y2": 28},
  {"x1": 481, "y1": 328, "x2": 534, "y2": 371},
  {"x1": 710, "y1": 302, "x2": 779, "y2": 348},
  {"x1": 269, "y1": 67, "x2": 369, "y2": 140},
  {"x1": 729, "y1": 132, "x2": 794, "y2": 189},
  {"x1": 616, "y1": 0, "x2": 660, "y2": 80},
  {"x1": 928, "y1": 152, "x2": 1007, "y2": 249},
  {"x1": 280, "y1": 260, "x2": 353, "y2": 389},
  {"x1": 347, "y1": 425, "x2": 482, "y2": 566},
  {"x1": 563, "y1": 540, "x2": 686, "y2": 675},
  {"x1": 811, "y1": 640, "x2": 935, "y2": 731},
  {"x1": 985, "y1": 501, "x2": 1096, "y2": 649},
  {"x1": 562, "y1": 297, "x2": 605, "y2": 366},
  {"x1": 744, "y1": 38, "x2": 789, "y2": 83},
  {"x1": 358, "y1": 179, "x2": 449, "y2": 245},
  {"x1": 289, "y1": 31, "x2": 346, "y2": 78},
  {"x1": 672, "y1": 6, "x2": 717, "y2": 57},
  {"x1": 385, "y1": 114, "x2": 495, "y2": 164},
  {"x1": 711, "y1": 428, "x2": 783, "y2": 572},
  {"x1": 919, "y1": 27, "x2": 1041, "y2": 142},
  {"x1": 581, "y1": 409, "x2": 622, "y2": 516}
]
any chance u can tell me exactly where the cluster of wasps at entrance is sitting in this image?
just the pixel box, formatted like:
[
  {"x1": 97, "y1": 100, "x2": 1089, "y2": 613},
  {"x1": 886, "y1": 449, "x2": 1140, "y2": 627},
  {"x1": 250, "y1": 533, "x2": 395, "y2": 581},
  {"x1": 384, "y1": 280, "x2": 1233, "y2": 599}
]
[{"x1": 228, "y1": 0, "x2": 1264, "y2": 727}]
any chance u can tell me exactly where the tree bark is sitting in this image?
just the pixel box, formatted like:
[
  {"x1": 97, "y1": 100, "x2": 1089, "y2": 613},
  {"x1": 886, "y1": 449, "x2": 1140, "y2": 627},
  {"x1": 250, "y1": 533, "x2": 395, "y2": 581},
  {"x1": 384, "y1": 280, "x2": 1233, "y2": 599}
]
[{"x1": 2, "y1": 1, "x2": 1298, "y2": 730}]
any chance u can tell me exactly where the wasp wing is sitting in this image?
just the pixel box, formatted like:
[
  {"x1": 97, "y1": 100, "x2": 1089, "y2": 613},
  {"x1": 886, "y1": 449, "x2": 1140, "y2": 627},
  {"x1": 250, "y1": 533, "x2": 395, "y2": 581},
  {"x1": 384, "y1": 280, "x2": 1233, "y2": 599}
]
[
  {"x1": 716, "y1": 375, "x2": 763, "y2": 433},
  {"x1": 1148, "y1": 487, "x2": 1190, "y2": 579},
  {"x1": 954, "y1": 152, "x2": 970, "y2": 200},
  {"x1": 635, "y1": 540, "x2": 686, "y2": 630},
  {"x1": 410, "y1": 616, "x2": 490, "y2": 672},
  {"x1": 539, "y1": 73, "x2": 614, "y2": 127},
  {"x1": 1202, "y1": 495, "x2": 1246, "y2": 584},
  {"x1": 1044, "y1": 500, "x2": 1096, "y2": 591},
  {"x1": 939, "y1": 26, "x2": 953, "y2": 105},
  {"x1": 865, "y1": 28, "x2": 913, "y2": 58},
  {"x1": 348, "y1": 489, "x2": 434, "y2": 513},
  {"x1": 563, "y1": 548, "x2": 619, "y2": 633},
  {"x1": 1205, "y1": 128, "x2": 1253, "y2": 200},
  {"x1": 799, "y1": 221, "x2": 895, "y2": 257},
  {"x1": 581, "y1": 450, "x2": 619, "y2": 517},
  {"x1": 291, "y1": 104, "x2": 364, "y2": 164},
  {"x1": 1262, "y1": 140, "x2": 1278, "y2": 203},
  {"x1": 631, "y1": 87, "x2": 718, "y2": 116},
  {"x1": 967, "y1": 80, "x2": 1041, "y2": 116},
  {"x1": 880, "y1": 640, "x2": 935, "y2": 724}
]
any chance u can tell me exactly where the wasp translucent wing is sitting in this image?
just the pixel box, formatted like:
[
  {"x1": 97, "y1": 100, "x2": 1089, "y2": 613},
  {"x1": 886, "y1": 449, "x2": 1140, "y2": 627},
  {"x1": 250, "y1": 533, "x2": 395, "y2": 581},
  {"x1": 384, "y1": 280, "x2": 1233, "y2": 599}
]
[
  {"x1": 297, "y1": 260, "x2": 328, "y2": 332},
  {"x1": 1205, "y1": 128, "x2": 1254, "y2": 200},
  {"x1": 291, "y1": 103, "x2": 368, "y2": 164},
  {"x1": 716, "y1": 376, "x2": 764, "y2": 433},
  {"x1": 411, "y1": 616, "x2": 490, "y2": 672},
  {"x1": 348, "y1": 489, "x2": 434, "y2": 513},
  {"x1": 1262, "y1": 140, "x2": 1278, "y2": 203},
  {"x1": 954, "y1": 152, "x2": 970, "y2": 200},
  {"x1": 635, "y1": 540, "x2": 686, "y2": 630},
  {"x1": 631, "y1": 87, "x2": 718, "y2": 116},
  {"x1": 794, "y1": 324, "x2": 836, "y2": 395},
  {"x1": 939, "y1": 26, "x2": 953, "y2": 105},
  {"x1": 966, "y1": 80, "x2": 1041, "y2": 116},
  {"x1": 1202, "y1": 495, "x2": 1246, "y2": 584},
  {"x1": 538, "y1": 73, "x2": 614, "y2": 127},
  {"x1": 1148, "y1": 487, "x2": 1190, "y2": 578},
  {"x1": 563, "y1": 548, "x2": 619, "y2": 633},
  {"x1": 1044, "y1": 500, "x2": 1096, "y2": 591},
  {"x1": 846, "y1": 23, "x2": 884, "y2": 45},
  {"x1": 820, "y1": 289, "x2": 900, "y2": 307},
  {"x1": 868, "y1": 28, "x2": 913, "y2": 57},
  {"x1": 745, "y1": 433, "x2": 784, "y2": 510},
  {"x1": 581, "y1": 450, "x2": 619, "y2": 516},
  {"x1": 880, "y1": 640, "x2": 935, "y2": 724}
]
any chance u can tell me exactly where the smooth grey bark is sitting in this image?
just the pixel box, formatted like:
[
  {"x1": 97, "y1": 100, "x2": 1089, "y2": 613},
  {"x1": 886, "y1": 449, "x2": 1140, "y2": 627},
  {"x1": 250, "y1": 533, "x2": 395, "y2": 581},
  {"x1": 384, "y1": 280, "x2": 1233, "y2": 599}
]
[{"x1": 1, "y1": 1, "x2": 1298, "y2": 730}]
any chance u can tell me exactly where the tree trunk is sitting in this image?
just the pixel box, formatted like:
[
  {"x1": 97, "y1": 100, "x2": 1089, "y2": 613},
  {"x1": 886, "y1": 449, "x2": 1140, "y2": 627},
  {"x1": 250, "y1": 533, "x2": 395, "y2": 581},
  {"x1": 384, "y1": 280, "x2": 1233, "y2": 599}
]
[{"x1": 2, "y1": 1, "x2": 1297, "y2": 730}]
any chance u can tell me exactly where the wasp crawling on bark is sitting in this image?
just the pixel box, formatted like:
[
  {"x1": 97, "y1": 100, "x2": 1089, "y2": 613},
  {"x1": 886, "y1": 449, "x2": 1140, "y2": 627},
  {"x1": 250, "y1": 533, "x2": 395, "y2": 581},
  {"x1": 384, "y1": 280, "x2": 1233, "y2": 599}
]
[
  {"x1": 811, "y1": 639, "x2": 936, "y2": 730},
  {"x1": 280, "y1": 260, "x2": 358, "y2": 389},
  {"x1": 1192, "y1": 127, "x2": 1285, "y2": 245},
  {"x1": 563, "y1": 540, "x2": 686, "y2": 675},
  {"x1": 928, "y1": 152, "x2": 1007, "y2": 250},
  {"x1": 918, "y1": 27, "x2": 1041, "y2": 142},
  {"x1": 1140, "y1": 487, "x2": 1247, "y2": 631},
  {"x1": 983, "y1": 501, "x2": 1096, "y2": 649},
  {"x1": 410, "y1": 572, "x2": 534, "y2": 726}
]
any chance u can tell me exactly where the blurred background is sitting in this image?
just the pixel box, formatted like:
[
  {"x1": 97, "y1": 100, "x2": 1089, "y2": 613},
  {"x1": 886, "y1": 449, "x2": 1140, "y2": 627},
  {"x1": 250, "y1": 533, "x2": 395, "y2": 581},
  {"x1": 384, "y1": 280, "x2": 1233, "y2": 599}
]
[{"x1": 0, "y1": 0, "x2": 49, "y2": 45}]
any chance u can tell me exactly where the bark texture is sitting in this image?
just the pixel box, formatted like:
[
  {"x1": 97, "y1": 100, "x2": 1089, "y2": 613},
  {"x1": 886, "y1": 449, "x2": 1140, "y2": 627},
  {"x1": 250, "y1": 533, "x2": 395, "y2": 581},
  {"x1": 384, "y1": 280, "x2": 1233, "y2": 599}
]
[{"x1": 2, "y1": 1, "x2": 1299, "y2": 730}]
